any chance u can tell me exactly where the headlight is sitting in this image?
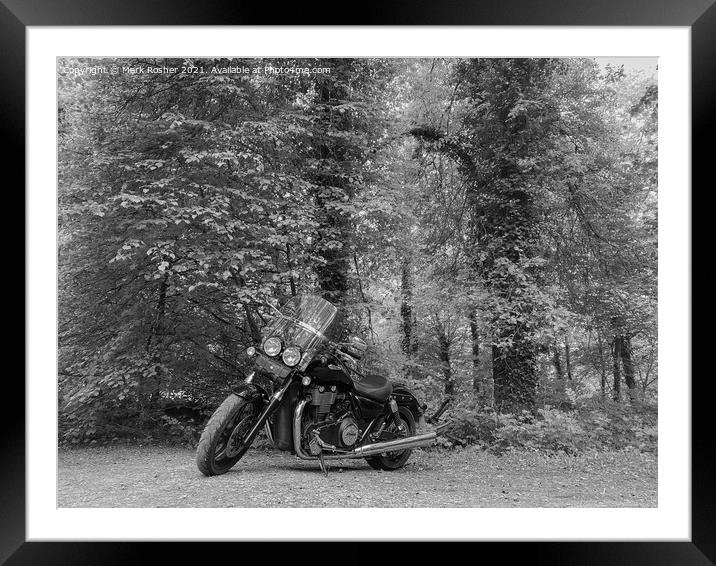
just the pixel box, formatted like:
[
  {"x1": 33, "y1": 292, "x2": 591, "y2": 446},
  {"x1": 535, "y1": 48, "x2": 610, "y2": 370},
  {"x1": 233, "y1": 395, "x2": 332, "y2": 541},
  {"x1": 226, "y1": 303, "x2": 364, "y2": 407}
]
[
  {"x1": 263, "y1": 337, "x2": 282, "y2": 357},
  {"x1": 281, "y1": 346, "x2": 301, "y2": 367}
]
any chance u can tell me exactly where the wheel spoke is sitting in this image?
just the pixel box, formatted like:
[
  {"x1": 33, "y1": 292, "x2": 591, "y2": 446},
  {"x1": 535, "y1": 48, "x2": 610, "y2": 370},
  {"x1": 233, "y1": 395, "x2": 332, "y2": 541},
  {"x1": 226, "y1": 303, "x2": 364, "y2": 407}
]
[
  {"x1": 385, "y1": 415, "x2": 410, "y2": 459},
  {"x1": 223, "y1": 404, "x2": 257, "y2": 459},
  {"x1": 197, "y1": 395, "x2": 261, "y2": 477}
]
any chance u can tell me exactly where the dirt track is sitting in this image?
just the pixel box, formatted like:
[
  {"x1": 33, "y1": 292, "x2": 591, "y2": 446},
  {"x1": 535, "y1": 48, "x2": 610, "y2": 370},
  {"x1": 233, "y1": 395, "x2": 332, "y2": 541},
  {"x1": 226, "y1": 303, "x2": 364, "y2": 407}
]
[{"x1": 58, "y1": 444, "x2": 656, "y2": 508}]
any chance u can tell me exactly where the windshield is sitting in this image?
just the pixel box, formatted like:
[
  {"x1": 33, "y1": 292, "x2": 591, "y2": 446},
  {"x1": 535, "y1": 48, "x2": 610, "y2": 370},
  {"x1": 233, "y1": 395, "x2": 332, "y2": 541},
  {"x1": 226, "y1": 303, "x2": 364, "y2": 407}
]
[
  {"x1": 277, "y1": 295, "x2": 338, "y2": 336},
  {"x1": 262, "y1": 295, "x2": 341, "y2": 368}
]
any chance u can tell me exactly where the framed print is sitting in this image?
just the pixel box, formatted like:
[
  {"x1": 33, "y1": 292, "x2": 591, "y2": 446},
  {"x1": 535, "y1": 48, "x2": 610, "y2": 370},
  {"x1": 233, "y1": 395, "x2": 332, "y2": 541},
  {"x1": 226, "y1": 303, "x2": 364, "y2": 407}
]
[{"x1": 7, "y1": 0, "x2": 711, "y2": 563}]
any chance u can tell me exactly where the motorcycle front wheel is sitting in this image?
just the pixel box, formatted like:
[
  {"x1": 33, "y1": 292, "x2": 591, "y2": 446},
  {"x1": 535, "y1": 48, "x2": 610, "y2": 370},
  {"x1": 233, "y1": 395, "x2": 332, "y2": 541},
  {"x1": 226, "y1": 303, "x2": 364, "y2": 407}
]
[{"x1": 196, "y1": 393, "x2": 262, "y2": 476}]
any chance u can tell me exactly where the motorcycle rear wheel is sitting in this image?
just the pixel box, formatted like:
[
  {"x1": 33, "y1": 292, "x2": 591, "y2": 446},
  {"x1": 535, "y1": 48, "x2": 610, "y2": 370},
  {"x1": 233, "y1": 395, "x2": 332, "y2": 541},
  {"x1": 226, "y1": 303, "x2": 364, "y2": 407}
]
[
  {"x1": 365, "y1": 407, "x2": 416, "y2": 471},
  {"x1": 196, "y1": 393, "x2": 261, "y2": 476}
]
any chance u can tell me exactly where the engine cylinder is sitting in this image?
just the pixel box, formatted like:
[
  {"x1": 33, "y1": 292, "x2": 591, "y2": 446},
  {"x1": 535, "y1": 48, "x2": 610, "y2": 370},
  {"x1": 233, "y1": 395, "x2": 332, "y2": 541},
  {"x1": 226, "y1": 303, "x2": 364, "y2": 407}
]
[{"x1": 311, "y1": 389, "x2": 337, "y2": 417}]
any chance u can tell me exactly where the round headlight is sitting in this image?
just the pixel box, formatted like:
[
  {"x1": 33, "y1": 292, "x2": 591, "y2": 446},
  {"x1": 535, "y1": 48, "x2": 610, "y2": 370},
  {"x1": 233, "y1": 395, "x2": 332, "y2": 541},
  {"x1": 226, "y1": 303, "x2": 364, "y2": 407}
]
[
  {"x1": 263, "y1": 337, "x2": 282, "y2": 357},
  {"x1": 281, "y1": 346, "x2": 301, "y2": 367},
  {"x1": 245, "y1": 346, "x2": 256, "y2": 357}
]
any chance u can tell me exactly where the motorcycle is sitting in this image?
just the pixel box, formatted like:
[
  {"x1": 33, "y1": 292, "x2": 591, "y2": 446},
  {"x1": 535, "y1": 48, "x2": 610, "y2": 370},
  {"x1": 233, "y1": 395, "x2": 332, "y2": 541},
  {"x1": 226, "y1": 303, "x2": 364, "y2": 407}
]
[{"x1": 196, "y1": 294, "x2": 441, "y2": 476}]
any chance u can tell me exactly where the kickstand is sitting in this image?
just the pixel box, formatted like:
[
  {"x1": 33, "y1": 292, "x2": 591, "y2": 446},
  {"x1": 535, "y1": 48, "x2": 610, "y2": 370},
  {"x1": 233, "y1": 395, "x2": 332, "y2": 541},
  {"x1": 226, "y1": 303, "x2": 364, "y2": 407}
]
[{"x1": 318, "y1": 452, "x2": 329, "y2": 477}]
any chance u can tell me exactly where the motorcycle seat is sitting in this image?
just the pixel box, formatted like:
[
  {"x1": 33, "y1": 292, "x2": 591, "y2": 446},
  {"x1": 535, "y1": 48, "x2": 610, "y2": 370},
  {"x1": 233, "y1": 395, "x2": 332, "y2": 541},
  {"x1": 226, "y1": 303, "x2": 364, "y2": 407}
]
[{"x1": 352, "y1": 373, "x2": 393, "y2": 403}]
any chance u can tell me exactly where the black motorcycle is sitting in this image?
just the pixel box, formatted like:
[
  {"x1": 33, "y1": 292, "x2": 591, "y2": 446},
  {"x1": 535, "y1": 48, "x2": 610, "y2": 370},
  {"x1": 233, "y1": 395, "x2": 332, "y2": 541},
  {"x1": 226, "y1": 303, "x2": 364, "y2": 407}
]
[{"x1": 196, "y1": 294, "x2": 439, "y2": 476}]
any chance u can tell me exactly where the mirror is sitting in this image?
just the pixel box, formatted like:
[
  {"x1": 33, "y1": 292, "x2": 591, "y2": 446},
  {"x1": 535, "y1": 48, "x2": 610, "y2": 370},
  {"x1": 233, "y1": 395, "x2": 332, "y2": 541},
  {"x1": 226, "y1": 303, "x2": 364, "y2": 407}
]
[{"x1": 348, "y1": 335, "x2": 367, "y2": 352}]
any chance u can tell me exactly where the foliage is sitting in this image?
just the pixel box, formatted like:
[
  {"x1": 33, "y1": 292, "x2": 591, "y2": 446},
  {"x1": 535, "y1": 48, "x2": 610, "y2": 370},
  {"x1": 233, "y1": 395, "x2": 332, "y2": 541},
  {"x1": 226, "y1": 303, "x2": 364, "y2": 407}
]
[
  {"x1": 442, "y1": 396, "x2": 657, "y2": 454},
  {"x1": 58, "y1": 57, "x2": 657, "y2": 447}
]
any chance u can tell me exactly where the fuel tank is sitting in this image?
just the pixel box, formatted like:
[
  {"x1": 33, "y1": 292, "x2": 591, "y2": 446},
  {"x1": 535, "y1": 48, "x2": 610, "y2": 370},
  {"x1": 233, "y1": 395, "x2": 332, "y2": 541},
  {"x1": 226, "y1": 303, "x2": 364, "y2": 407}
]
[{"x1": 309, "y1": 365, "x2": 353, "y2": 388}]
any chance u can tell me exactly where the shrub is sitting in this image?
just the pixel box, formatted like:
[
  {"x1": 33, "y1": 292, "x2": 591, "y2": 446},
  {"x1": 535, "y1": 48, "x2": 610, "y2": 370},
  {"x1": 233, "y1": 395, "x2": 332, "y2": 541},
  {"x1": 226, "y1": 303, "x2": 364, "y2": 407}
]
[
  {"x1": 492, "y1": 409, "x2": 589, "y2": 454},
  {"x1": 438, "y1": 396, "x2": 657, "y2": 454}
]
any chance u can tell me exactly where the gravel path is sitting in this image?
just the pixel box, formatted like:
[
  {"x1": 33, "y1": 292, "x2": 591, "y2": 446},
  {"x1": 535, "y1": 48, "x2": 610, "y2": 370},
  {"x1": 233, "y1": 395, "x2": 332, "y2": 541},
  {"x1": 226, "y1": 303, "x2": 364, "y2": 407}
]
[{"x1": 58, "y1": 445, "x2": 657, "y2": 508}]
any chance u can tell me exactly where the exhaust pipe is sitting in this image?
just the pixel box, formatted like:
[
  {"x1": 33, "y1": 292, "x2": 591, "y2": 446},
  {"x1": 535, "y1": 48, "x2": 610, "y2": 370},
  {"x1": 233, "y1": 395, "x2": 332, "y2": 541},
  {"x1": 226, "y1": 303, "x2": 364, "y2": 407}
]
[{"x1": 355, "y1": 430, "x2": 437, "y2": 456}]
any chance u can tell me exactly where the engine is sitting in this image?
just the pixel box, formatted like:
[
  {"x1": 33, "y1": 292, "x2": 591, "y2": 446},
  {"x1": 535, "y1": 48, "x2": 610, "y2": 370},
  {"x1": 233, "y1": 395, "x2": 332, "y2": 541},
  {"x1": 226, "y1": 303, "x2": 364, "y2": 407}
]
[{"x1": 304, "y1": 385, "x2": 361, "y2": 455}]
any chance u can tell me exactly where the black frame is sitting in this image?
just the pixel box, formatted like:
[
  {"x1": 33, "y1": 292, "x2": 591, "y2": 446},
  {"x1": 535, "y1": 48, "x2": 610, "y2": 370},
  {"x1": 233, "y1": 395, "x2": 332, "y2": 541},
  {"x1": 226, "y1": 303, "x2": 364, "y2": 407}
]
[{"x1": 7, "y1": 1, "x2": 710, "y2": 564}]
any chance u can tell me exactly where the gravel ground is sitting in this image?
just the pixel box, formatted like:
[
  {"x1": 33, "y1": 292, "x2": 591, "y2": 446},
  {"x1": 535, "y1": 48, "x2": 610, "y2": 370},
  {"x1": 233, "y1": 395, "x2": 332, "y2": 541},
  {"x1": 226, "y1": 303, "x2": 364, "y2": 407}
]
[{"x1": 58, "y1": 445, "x2": 657, "y2": 508}]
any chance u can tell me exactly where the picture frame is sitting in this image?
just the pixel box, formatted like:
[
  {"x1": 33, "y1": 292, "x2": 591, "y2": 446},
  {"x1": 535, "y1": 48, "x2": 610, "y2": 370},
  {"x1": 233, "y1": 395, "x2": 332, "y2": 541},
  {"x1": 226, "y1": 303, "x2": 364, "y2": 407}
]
[{"x1": 7, "y1": 0, "x2": 709, "y2": 563}]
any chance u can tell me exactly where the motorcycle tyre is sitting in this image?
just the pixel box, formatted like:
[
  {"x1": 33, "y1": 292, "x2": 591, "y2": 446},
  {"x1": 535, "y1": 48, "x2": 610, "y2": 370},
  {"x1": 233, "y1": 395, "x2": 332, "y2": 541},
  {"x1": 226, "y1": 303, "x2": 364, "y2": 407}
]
[
  {"x1": 365, "y1": 407, "x2": 416, "y2": 471},
  {"x1": 196, "y1": 393, "x2": 261, "y2": 476}
]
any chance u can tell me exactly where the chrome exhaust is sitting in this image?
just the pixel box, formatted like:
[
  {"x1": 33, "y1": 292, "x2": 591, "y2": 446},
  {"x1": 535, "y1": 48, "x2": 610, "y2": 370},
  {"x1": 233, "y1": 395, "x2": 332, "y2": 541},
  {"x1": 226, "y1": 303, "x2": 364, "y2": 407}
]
[{"x1": 354, "y1": 430, "x2": 437, "y2": 456}]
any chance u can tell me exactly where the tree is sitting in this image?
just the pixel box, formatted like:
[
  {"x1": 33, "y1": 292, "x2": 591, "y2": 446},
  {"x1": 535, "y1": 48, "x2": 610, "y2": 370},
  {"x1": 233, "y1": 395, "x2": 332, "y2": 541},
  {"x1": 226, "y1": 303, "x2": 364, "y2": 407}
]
[
  {"x1": 58, "y1": 57, "x2": 658, "y2": 443},
  {"x1": 58, "y1": 57, "x2": 398, "y2": 440},
  {"x1": 410, "y1": 59, "x2": 568, "y2": 412}
]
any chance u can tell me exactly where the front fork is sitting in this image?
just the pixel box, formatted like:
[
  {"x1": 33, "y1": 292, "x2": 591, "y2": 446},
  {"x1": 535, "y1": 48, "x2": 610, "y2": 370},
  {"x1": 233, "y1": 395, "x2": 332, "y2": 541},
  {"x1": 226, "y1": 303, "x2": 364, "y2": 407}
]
[{"x1": 238, "y1": 373, "x2": 295, "y2": 450}]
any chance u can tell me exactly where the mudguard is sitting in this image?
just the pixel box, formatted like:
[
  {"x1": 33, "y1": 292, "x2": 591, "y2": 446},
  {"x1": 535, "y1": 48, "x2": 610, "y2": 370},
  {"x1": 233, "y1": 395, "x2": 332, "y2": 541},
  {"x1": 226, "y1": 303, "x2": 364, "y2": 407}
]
[
  {"x1": 391, "y1": 384, "x2": 425, "y2": 424},
  {"x1": 231, "y1": 377, "x2": 271, "y2": 403}
]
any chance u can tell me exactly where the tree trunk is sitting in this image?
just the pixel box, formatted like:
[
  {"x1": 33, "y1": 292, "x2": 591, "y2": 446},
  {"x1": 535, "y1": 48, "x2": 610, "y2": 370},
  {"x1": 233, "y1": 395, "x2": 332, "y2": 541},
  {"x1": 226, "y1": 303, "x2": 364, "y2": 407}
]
[
  {"x1": 314, "y1": 230, "x2": 350, "y2": 304},
  {"x1": 469, "y1": 307, "x2": 481, "y2": 393},
  {"x1": 353, "y1": 253, "x2": 375, "y2": 342},
  {"x1": 401, "y1": 257, "x2": 415, "y2": 356},
  {"x1": 612, "y1": 336, "x2": 622, "y2": 401},
  {"x1": 313, "y1": 77, "x2": 351, "y2": 305},
  {"x1": 564, "y1": 338, "x2": 573, "y2": 381},
  {"x1": 229, "y1": 268, "x2": 262, "y2": 345},
  {"x1": 285, "y1": 243, "x2": 297, "y2": 297},
  {"x1": 435, "y1": 319, "x2": 454, "y2": 397},
  {"x1": 551, "y1": 343, "x2": 567, "y2": 397},
  {"x1": 552, "y1": 345, "x2": 564, "y2": 380},
  {"x1": 620, "y1": 335, "x2": 637, "y2": 399},
  {"x1": 493, "y1": 339, "x2": 537, "y2": 413},
  {"x1": 597, "y1": 331, "x2": 607, "y2": 397},
  {"x1": 142, "y1": 273, "x2": 170, "y2": 419},
  {"x1": 411, "y1": 60, "x2": 560, "y2": 414},
  {"x1": 146, "y1": 272, "x2": 169, "y2": 351}
]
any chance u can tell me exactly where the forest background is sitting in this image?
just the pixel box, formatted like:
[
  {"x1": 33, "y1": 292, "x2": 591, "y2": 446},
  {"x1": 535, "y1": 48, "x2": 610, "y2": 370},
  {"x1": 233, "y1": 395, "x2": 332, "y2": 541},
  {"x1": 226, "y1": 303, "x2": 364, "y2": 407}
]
[{"x1": 58, "y1": 57, "x2": 658, "y2": 454}]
